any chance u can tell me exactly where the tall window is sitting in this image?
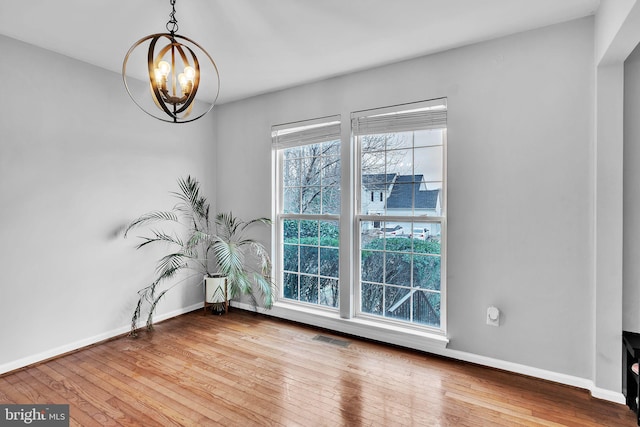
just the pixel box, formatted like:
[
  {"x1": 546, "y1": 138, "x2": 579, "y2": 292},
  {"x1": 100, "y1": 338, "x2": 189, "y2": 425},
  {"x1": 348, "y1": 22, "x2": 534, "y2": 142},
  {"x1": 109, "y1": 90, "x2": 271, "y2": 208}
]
[
  {"x1": 272, "y1": 99, "x2": 447, "y2": 333},
  {"x1": 273, "y1": 117, "x2": 341, "y2": 308},
  {"x1": 354, "y1": 99, "x2": 447, "y2": 329}
]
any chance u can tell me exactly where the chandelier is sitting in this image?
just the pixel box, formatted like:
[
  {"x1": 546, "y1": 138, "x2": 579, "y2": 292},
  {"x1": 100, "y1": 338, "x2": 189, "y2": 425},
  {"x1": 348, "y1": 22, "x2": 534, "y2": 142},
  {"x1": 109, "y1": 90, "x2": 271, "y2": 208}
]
[{"x1": 122, "y1": 0, "x2": 220, "y2": 123}]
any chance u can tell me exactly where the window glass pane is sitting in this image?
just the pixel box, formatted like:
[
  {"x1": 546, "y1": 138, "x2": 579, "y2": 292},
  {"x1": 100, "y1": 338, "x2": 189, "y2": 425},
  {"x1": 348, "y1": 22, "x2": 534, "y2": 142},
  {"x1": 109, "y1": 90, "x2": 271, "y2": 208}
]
[
  {"x1": 284, "y1": 158, "x2": 301, "y2": 186},
  {"x1": 412, "y1": 223, "x2": 441, "y2": 253},
  {"x1": 413, "y1": 146, "x2": 443, "y2": 183},
  {"x1": 361, "y1": 249, "x2": 383, "y2": 283},
  {"x1": 362, "y1": 135, "x2": 387, "y2": 153},
  {"x1": 385, "y1": 181, "x2": 413, "y2": 215},
  {"x1": 300, "y1": 275, "x2": 319, "y2": 303},
  {"x1": 283, "y1": 244, "x2": 299, "y2": 272},
  {"x1": 381, "y1": 221, "x2": 411, "y2": 252},
  {"x1": 413, "y1": 254, "x2": 440, "y2": 290},
  {"x1": 386, "y1": 148, "x2": 412, "y2": 177},
  {"x1": 319, "y1": 220, "x2": 339, "y2": 241},
  {"x1": 320, "y1": 278, "x2": 339, "y2": 307},
  {"x1": 419, "y1": 182, "x2": 442, "y2": 217},
  {"x1": 283, "y1": 273, "x2": 299, "y2": 300},
  {"x1": 385, "y1": 252, "x2": 411, "y2": 287},
  {"x1": 361, "y1": 152, "x2": 386, "y2": 175},
  {"x1": 300, "y1": 220, "x2": 318, "y2": 244},
  {"x1": 283, "y1": 219, "x2": 299, "y2": 242},
  {"x1": 388, "y1": 132, "x2": 413, "y2": 150},
  {"x1": 301, "y1": 156, "x2": 321, "y2": 186},
  {"x1": 322, "y1": 139, "x2": 340, "y2": 156},
  {"x1": 300, "y1": 246, "x2": 318, "y2": 274},
  {"x1": 414, "y1": 129, "x2": 444, "y2": 148},
  {"x1": 299, "y1": 144, "x2": 317, "y2": 158},
  {"x1": 415, "y1": 182, "x2": 440, "y2": 217},
  {"x1": 321, "y1": 155, "x2": 340, "y2": 185},
  {"x1": 385, "y1": 286, "x2": 411, "y2": 321},
  {"x1": 361, "y1": 283, "x2": 383, "y2": 315},
  {"x1": 378, "y1": 220, "x2": 405, "y2": 239},
  {"x1": 284, "y1": 149, "x2": 300, "y2": 160},
  {"x1": 302, "y1": 186, "x2": 321, "y2": 214},
  {"x1": 360, "y1": 220, "x2": 379, "y2": 245},
  {"x1": 361, "y1": 158, "x2": 387, "y2": 214},
  {"x1": 413, "y1": 291, "x2": 441, "y2": 327},
  {"x1": 322, "y1": 186, "x2": 340, "y2": 215},
  {"x1": 319, "y1": 247, "x2": 339, "y2": 277},
  {"x1": 283, "y1": 187, "x2": 300, "y2": 214}
]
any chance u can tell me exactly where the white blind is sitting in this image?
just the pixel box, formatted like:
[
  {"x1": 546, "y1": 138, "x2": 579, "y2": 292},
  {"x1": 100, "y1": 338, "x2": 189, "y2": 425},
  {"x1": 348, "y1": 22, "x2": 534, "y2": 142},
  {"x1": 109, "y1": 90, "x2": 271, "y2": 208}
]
[
  {"x1": 352, "y1": 98, "x2": 447, "y2": 136},
  {"x1": 272, "y1": 115, "x2": 341, "y2": 149}
]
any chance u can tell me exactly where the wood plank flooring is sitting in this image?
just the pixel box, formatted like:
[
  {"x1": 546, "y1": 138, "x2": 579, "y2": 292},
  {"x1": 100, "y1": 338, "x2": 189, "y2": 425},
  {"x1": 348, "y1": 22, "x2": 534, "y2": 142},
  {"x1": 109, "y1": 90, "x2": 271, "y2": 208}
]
[{"x1": 0, "y1": 309, "x2": 636, "y2": 426}]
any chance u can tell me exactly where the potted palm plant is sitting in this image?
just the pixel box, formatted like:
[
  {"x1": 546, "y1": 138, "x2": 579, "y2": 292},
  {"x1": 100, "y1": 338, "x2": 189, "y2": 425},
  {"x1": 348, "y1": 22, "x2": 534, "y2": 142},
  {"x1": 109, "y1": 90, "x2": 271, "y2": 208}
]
[{"x1": 123, "y1": 176, "x2": 274, "y2": 336}]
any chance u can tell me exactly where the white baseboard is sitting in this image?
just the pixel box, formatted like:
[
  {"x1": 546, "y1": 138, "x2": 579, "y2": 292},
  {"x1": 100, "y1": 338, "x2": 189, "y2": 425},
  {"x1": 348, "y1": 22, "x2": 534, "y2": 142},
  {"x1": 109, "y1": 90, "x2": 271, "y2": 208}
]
[
  {"x1": 0, "y1": 302, "x2": 202, "y2": 376},
  {"x1": 231, "y1": 301, "x2": 626, "y2": 405},
  {"x1": 591, "y1": 387, "x2": 626, "y2": 404}
]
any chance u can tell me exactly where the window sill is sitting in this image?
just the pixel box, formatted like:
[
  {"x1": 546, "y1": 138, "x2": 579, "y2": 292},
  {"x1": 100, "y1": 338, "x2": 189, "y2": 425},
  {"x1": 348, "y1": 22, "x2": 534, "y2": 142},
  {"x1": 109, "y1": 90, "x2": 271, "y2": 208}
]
[{"x1": 231, "y1": 300, "x2": 449, "y2": 352}]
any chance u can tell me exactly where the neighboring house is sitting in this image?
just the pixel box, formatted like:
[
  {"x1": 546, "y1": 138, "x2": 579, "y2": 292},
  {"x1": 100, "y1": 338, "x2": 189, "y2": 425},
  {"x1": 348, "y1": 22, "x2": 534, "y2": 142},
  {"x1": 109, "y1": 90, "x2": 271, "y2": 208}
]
[
  {"x1": 361, "y1": 173, "x2": 441, "y2": 234},
  {"x1": 386, "y1": 174, "x2": 440, "y2": 217},
  {"x1": 362, "y1": 173, "x2": 397, "y2": 228}
]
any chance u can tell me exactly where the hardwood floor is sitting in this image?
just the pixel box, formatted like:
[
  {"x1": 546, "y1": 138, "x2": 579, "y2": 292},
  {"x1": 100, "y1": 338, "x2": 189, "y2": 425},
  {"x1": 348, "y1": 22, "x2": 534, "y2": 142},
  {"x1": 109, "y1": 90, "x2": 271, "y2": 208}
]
[{"x1": 0, "y1": 309, "x2": 636, "y2": 426}]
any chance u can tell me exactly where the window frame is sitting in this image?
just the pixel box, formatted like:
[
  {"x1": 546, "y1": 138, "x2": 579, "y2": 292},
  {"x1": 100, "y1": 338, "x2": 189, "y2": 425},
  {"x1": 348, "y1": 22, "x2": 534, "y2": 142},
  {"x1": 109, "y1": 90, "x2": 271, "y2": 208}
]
[
  {"x1": 272, "y1": 116, "x2": 342, "y2": 311},
  {"x1": 271, "y1": 99, "x2": 447, "y2": 336},
  {"x1": 352, "y1": 99, "x2": 447, "y2": 333}
]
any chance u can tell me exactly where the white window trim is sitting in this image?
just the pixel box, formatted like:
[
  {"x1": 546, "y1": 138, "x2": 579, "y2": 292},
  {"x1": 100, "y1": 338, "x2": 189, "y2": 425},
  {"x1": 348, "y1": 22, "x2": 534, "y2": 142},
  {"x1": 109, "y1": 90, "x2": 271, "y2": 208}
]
[{"x1": 270, "y1": 99, "x2": 448, "y2": 347}]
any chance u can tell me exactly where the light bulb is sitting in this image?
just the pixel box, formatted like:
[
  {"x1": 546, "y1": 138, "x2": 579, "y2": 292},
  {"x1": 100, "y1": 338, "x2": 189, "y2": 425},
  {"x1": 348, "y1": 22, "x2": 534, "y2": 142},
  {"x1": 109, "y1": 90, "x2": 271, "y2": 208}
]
[
  {"x1": 184, "y1": 66, "x2": 196, "y2": 80},
  {"x1": 178, "y1": 73, "x2": 192, "y2": 95},
  {"x1": 157, "y1": 60, "x2": 171, "y2": 76},
  {"x1": 154, "y1": 68, "x2": 163, "y2": 85},
  {"x1": 178, "y1": 73, "x2": 187, "y2": 87}
]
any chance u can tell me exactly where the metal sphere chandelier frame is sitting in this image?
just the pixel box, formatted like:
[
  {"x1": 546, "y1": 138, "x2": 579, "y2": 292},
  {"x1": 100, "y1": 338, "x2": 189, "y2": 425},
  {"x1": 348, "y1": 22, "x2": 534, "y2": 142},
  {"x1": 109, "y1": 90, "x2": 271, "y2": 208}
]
[{"x1": 122, "y1": 0, "x2": 220, "y2": 123}]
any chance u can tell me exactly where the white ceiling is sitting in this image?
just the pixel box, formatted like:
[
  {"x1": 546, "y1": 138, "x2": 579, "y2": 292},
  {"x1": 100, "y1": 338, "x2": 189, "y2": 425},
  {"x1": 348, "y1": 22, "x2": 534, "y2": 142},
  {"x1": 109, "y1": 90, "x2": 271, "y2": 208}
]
[{"x1": 0, "y1": 0, "x2": 600, "y2": 104}]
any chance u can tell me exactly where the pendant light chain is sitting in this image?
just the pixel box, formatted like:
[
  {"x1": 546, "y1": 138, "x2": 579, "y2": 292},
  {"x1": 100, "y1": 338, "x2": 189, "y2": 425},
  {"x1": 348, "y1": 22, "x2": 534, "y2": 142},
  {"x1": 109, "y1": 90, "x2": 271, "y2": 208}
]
[{"x1": 166, "y1": 0, "x2": 179, "y2": 35}]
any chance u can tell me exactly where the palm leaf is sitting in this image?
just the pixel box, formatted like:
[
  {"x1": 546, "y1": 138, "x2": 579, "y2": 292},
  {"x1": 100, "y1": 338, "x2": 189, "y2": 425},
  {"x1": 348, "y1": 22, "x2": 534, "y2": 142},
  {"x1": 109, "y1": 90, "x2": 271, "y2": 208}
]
[
  {"x1": 253, "y1": 273, "x2": 275, "y2": 309},
  {"x1": 123, "y1": 211, "x2": 179, "y2": 237},
  {"x1": 240, "y1": 217, "x2": 272, "y2": 233},
  {"x1": 251, "y1": 242, "x2": 273, "y2": 273},
  {"x1": 172, "y1": 176, "x2": 209, "y2": 224},
  {"x1": 215, "y1": 211, "x2": 240, "y2": 241},
  {"x1": 135, "y1": 230, "x2": 184, "y2": 250},
  {"x1": 185, "y1": 230, "x2": 212, "y2": 249},
  {"x1": 146, "y1": 289, "x2": 170, "y2": 330},
  {"x1": 155, "y1": 253, "x2": 190, "y2": 278}
]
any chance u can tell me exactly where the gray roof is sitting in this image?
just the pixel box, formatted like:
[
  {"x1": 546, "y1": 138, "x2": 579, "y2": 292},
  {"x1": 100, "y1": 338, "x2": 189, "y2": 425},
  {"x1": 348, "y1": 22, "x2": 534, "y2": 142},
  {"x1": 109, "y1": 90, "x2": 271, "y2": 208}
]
[
  {"x1": 386, "y1": 175, "x2": 439, "y2": 210},
  {"x1": 362, "y1": 173, "x2": 396, "y2": 192}
]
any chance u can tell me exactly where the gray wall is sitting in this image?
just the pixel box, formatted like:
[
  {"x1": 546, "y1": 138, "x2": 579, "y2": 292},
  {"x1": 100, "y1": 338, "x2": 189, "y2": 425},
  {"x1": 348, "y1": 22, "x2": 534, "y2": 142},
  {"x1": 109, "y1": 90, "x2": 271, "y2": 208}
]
[
  {"x1": 0, "y1": 35, "x2": 216, "y2": 369},
  {"x1": 624, "y1": 43, "x2": 640, "y2": 332},
  {"x1": 216, "y1": 18, "x2": 595, "y2": 379}
]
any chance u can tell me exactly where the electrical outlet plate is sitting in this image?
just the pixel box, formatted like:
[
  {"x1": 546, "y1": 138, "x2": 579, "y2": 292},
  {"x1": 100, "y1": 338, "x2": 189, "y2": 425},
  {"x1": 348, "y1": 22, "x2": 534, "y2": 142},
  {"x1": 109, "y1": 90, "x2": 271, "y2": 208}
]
[{"x1": 487, "y1": 306, "x2": 500, "y2": 326}]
